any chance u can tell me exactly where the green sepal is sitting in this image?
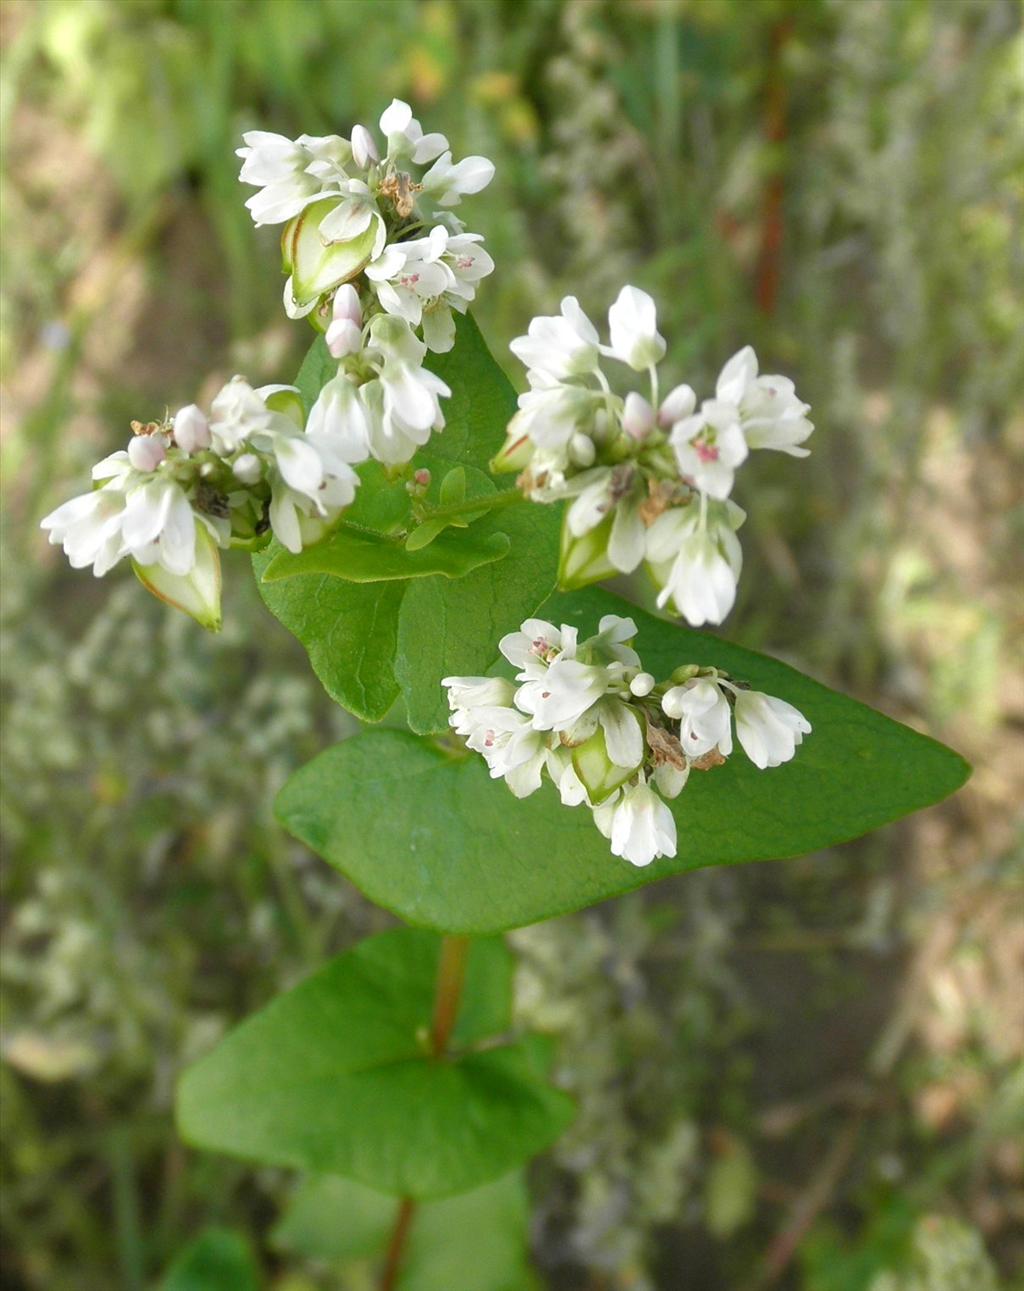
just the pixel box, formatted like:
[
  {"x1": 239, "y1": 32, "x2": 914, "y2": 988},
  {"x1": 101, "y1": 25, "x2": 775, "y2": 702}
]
[{"x1": 133, "y1": 524, "x2": 222, "y2": 631}]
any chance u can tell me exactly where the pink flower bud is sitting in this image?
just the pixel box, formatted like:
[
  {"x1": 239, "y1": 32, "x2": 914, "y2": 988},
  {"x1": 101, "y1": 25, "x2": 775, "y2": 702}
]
[
  {"x1": 414, "y1": 469, "x2": 431, "y2": 487},
  {"x1": 173, "y1": 403, "x2": 211, "y2": 452},
  {"x1": 326, "y1": 285, "x2": 363, "y2": 358},
  {"x1": 128, "y1": 434, "x2": 167, "y2": 472},
  {"x1": 622, "y1": 392, "x2": 655, "y2": 441}
]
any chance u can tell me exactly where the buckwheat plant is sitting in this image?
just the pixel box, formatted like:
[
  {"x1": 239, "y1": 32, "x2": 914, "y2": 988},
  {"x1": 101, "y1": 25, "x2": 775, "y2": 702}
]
[{"x1": 39, "y1": 102, "x2": 968, "y2": 1289}]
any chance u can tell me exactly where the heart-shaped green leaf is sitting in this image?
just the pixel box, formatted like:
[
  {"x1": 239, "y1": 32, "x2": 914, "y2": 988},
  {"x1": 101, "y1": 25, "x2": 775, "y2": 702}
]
[
  {"x1": 176, "y1": 929, "x2": 574, "y2": 1197},
  {"x1": 160, "y1": 1228, "x2": 260, "y2": 1291},
  {"x1": 272, "y1": 1172, "x2": 538, "y2": 1291},
  {"x1": 276, "y1": 586, "x2": 970, "y2": 935},
  {"x1": 254, "y1": 316, "x2": 560, "y2": 729}
]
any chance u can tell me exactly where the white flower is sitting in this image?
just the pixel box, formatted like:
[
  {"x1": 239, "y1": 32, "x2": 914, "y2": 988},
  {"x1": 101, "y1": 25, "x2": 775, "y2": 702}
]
[
  {"x1": 715, "y1": 346, "x2": 813, "y2": 457},
  {"x1": 661, "y1": 677, "x2": 733, "y2": 759},
  {"x1": 606, "y1": 286, "x2": 666, "y2": 370},
  {"x1": 236, "y1": 130, "x2": 323, "y2": 226},
  {"x1": 325, "y1": 285, "x2": 363, "y2": 359},
  {"x1": 498, "y1": 618, "x2": 577, "y2": 670},
  {"x1": 510, "y1": 297, "x2": 600, "y2": 380},
  {"x1": 443, "y1": 676, "x2": 517, "y2": 714},
  {"x1": 378, "y1": 99, "x2": 449, "y2": 165},
  {"x1": 588, "y1": 614, "x2": 641, "y2": 667},
  {"x1": 731, "y1": 688, "x2": 812, "y2": 769},
  {"x1": 602, "y1": 781, "x2": 677, "y2": 867},
  {"x1": 670, "y1": 399, "x2": 749, "y2": 500},
  {"x1": 452, "y1": 702, "x2": 549, "y2": 799},
  {"x1": 515, "y1": 657, "x2": 608, "y2": 731},
  {"x1": 366, "y1": 227, "x2": 452, "y2": 326},
  {"x1": 317, "y1": 179, "x2": 385, "y2": 249},
  {"x1": 41, "y1": 481, "x2": 129, "y2": 576},
  {"x1": 511, "y1": 380, "x2": 598, "y2": 458},
  {"x1": 208, "y1": 376, "x2": 277, "y2": 453},
  {"x1": 646, "y1": 502, "x2": 744, "y2": 627},
  {"x1": 305, "y1": 375, "x2": 371, "y2": 462},
  {"x1": 120, "y1": 476, "x2": 198, "y2": 575},
  {"x1": 421, "y1": 150, "x2": 496, "y2": 206}
]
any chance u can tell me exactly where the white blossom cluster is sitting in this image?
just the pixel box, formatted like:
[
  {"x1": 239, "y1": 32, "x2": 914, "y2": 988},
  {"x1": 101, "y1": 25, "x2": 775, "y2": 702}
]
[
  {"x1": 237, "y1": 98, "x2": 495, "y2": 354},
  {"x1": 237, "y1": 99, "x2": 496, "y2": 468},
  {"x1": 443, "y1": 614, "x2": 811, "y2": 868},
  {"x1": 493, "y1": 287, "x2": 813, "y2": 627},
  {"x1": 40, "y1": 378, "x2": 365, "y2": 627}
]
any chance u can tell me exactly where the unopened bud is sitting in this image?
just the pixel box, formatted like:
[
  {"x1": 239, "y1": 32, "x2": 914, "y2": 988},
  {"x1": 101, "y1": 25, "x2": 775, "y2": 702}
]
[
  {"x1": 350, "y1": 124, "x2": 379, "y2": 168},
  {"x1": 233, "y1": 453, "x2": 262, "y2": 485},
  {"x1": 669, "y1": 663, "x2": 701, "y2": 685},
  {"x1": 173, "y1": 404, "x2": 211, "y2": 452},
  {"x1": 658, "y1": 383, "x2": 696, "y2": 429},
  {"x1": 406, "y1": 467, "x2": 431, "y2": 498},
  {"x1": 569, "y1": 433, "x2": 596, "y2": 467},
  {"x1": 326, "y1": 284, "x2": 364, "y2": 358},
  {"x1": 623, "y1": 392, "x2": 655, "y2": 441},
  {"x1": 128, "y1": 434, "x2": 167, "y2": 472},
  {"x1": 629, "y1": 671, "x2": 656, "y2": 697}
]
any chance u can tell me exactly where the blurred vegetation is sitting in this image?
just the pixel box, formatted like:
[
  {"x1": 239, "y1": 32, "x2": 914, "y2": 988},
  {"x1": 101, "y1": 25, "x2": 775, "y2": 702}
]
[{"x1": 1, "y1": 1, "x2": 1022, "y2": 1288}]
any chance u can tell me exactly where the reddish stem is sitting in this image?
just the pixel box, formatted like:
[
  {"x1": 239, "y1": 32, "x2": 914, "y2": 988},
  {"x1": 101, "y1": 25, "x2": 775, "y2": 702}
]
[
  {"x1": 377, "y1": 936, "x2": 471, "y2": 1290},
  {"x1": 755, "y1": 17, "x2": 794, "y2": 316}
]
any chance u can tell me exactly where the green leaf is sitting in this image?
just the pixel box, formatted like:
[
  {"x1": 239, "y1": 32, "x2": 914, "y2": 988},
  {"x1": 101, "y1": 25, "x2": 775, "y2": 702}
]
[
  {"x1": 438, "y1": 466, "x2": 467, "y2": 506},
  {"x1": 272, "y1": 1172, "x2": 539, "y2": 1291},
  {"x1": 176, "y1": 929, "x2": 574, "y2": 1198},
  {"x1": 253, "y1": 546, "x2": 405, "y2": 721},
  {"x1": 253, "y1": 316, "x2": 560, "y2": 731},
  {"x1": 260, "y1": 524, "x2": 510, "y2": 583},
  {"x1": 276, "y1": 586, "x2": 970, "y2": 935},
  {"x1": 160, "y1": 1228, "x2": 260, "y2": 1291}
]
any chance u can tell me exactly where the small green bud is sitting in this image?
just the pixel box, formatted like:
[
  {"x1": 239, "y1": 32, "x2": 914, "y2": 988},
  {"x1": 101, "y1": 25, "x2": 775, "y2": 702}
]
[
  {"x1": 571, "y1": 727, "x2": 637, "y2": 805},
  {"x1": 558, "y1": 512, "x2": 617, "y2": 591},
  {"x1": 490, "y1": 427, "x2": 533, "y2": 474},
  {"x1": 670, "y1": 663, "x2": 701, "y2": 684}
]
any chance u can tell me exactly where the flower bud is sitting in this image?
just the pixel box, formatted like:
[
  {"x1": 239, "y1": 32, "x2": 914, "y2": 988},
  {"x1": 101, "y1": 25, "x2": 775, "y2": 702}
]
[
  {"x1": 669, "y1": 663, "x2": 701, "y2": 685},
  {"x1": 233, "y1": 453, "x2": 262, "y2": 484},
  {"x1": 623, "y1": 392, "x2": 655, "y2": 441},
  {"x1": 658, "y1": 383, "x2": 696, "y2": 429},
  {"x1": 350, "y1": 124, "x2": 379, "y2": 168},
  {"x1": 173, "y1": 404, "x2": 211, "y2": 452},
  {"x1": 128, "y1": 434, "x2": 167, "y2": 472},
  {"x1": 490, "y1": 429, "x2": 533, "y2": 474},
  {"x1": 629, "y1": 671, "x2": 656, "y2": 697},
  {"x1": 569, "y1": 433, "x2": 596, "y2": 467}
]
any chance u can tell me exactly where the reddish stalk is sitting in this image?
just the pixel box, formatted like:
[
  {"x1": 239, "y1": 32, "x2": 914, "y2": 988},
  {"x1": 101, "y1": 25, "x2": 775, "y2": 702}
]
[
  {"x1": 377, "y1": 935, "x2": 471, "y2": 1290},
  {"x1": 755, "y1": 17, "x2": 794, "y2": 316}
]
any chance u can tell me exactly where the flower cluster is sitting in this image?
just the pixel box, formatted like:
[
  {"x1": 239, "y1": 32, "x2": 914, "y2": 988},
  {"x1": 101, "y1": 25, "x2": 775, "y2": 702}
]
[
  {"x1": 40, "y1": 378, "x2": 366, "y2": 628},
  {"x1": 493, "y1": 287, "x2": 813, "y2": 626},
  {"x1": 237, "y1": 99, "x2": 496, "y2": 469},
  {"x1": 237, "y1": 98, "x2": 495, "y2": 354},
  {"x1": 443, "y1": 614, "x2": 812, "y2": 868}
]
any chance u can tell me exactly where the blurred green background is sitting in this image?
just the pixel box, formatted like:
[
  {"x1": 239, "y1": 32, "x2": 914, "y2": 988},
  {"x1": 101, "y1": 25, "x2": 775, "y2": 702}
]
[{"x1": 2, "y1": 0, "x2": 1022, "y2": 1288}]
